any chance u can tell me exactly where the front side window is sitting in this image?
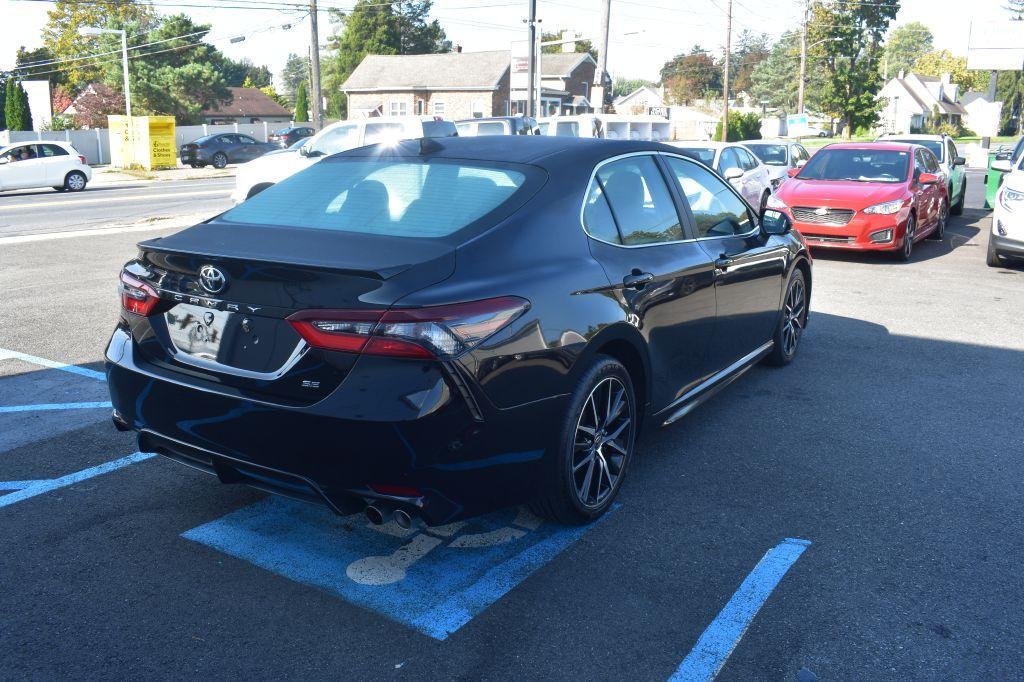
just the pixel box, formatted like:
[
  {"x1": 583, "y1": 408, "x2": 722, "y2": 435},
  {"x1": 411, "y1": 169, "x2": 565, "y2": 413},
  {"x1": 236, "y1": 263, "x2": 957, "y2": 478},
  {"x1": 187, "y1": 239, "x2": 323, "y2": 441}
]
[
  {"x1": 239, "y1": 135, "x2": 256, "y2": 145},
  {"x1": 745, "y1": 143, "x2": 788, "y2": 166},
  {"x1": 738, "y1": 148, "x2": 759, "y2": 171},
  {"x1": 221, "y1": 159, "x2": 530, "y2": 239},
  {"x1": 364, "y1": 122, "x2": 406, "y2": 145},
  {"x1": 798, "y1": 148, "x2": 910, "y2": 183},
  {"x1": 666, "y1": 156, "x2": 753, "y2": 238},
  {"x1": 717, "y1": 147, "x2": 743, "y2": 176},
  {"x1": 217, "y1": 135, "x2": 236, "y2": 145},
  {"x1": 922, "y1": 149, "x2": 940, "y2": 173},
  {"x1": 455, "y1": 123, "x2": 473, "y2": 136},
  {"x1": 554, "y1": 121, "x2": 579, "y2": 137},
  {"x1": 589, "y1": 155, "x2": 683, "y2": 245},
  {"x1": 310, "y1": 124, "x2": 359, "y2": 155},
  {"x1": 476, "y1": 121, "x2": 507, "y2": 136},
  {"x1": 675, "y1": 147, "x2": 716, "y2": 166}
]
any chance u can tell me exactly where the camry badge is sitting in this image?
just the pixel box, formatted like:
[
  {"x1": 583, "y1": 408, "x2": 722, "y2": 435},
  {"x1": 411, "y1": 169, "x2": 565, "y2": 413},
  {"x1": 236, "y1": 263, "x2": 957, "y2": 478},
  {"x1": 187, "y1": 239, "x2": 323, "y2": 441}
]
[
  {"x1": 198, "y1": 265, "x2": 227, "y2": 294},
  {"x1": 814, "y1": 207, "x2": 829, "y2": 216},
  {"x1": 203, "y1": 311, "x2": 215, "y2": 326}
]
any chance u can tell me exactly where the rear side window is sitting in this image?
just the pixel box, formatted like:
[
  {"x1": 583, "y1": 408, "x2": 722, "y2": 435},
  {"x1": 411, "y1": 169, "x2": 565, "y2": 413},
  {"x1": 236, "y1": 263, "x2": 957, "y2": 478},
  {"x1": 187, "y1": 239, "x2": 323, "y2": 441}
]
[
  {"x1": 718, "y1": 147, "x2": 742, "y2": 175},
  {"x1": 311, "y1": 125, "x2": 359, "y2": 155},
  {"x1": 477, "y1": 122, "x2": 507, "y2": 136},
  {"x1": 364, "y1": 122, "x2": 405, "y2": 145},
  {"x1": 221, "y1": 159, "x2": 531, "y2": 239},
  {"x1": 554, "y1": 121, "x2": 579, "y2": 137},
  {"x1": 39, "y1": 144, "x2": 69, "y2": 157},
  {"x1": 737, "y1": 148, "x2": 759, "y2": 171},
  {"x1": 582, "y1": 182, "x2": 621, "y2": 244},
  {"x1": 587, "y1": 155, "x2": 683, "y2": 245}
]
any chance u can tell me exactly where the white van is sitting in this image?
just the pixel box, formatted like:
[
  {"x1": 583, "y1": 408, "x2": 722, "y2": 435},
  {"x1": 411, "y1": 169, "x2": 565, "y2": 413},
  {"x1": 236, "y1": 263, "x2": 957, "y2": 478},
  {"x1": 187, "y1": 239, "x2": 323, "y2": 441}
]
[
  {"x1": 536, "y1": 114, "x2": 671, "y2": 142},
  {"x1": 232, "y1": 116, "x2": 457, "y2": 203}
]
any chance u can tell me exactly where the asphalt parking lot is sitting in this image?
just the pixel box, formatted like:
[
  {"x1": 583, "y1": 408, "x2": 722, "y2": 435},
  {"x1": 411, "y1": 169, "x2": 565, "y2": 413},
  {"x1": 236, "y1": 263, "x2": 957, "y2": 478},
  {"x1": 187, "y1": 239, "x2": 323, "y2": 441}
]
[{"x1": 2, "y1": 170, "x2": 1023, "y2": 679}]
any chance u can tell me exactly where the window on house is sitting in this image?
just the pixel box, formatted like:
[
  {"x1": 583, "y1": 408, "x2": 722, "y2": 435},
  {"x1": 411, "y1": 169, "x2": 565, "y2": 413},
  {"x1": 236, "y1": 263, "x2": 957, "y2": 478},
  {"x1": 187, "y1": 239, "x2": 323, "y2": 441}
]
[
  {"x1": 415, "y1": 100, "x2": 424, "y2": 115},
  {"x1": 389, "y1": 101, "x2": 408, "y2": 116},
  {"x1": 472, "y1": 100, "x2": 485, "y2": 118},
  {"x1": 433, "y1": 101, "x2": 445, "y2": 116}
]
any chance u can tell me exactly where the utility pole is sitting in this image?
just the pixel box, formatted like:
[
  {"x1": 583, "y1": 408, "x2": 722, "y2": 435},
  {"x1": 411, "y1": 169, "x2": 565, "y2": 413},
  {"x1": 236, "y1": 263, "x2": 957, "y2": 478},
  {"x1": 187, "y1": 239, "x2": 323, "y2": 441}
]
[
  {"x1": 721, "y1": 0, "x2": 732, "y2": 141},
  {"x1": 595, "y1": 0, "x2": 611, "y2": 113},
  {"x1": 526, "y1": 0, "x2": 538, "y2": 117},
  {"x1": 798, "y1": 0, "x2": 808, "y2": 114},
  {"x1": 309, "y1": 0, "x2": 323, "y2": 128}
]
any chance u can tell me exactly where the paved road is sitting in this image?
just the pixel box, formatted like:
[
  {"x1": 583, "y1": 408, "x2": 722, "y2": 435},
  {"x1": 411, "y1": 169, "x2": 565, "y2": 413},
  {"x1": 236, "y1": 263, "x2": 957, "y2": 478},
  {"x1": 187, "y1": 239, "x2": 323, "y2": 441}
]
[
  {"x1": 0, "y1": 177, "x2": 235, "y2": 238},
  {"x1": 1, "y1": 171, "x2": 1023, "y2": 679}
]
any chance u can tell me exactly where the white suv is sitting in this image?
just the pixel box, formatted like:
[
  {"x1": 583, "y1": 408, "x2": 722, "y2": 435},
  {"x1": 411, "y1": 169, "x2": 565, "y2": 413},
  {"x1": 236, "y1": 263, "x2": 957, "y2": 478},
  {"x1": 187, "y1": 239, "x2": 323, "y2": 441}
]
[
  {"x1": 989, "y1": 150, "x2": 1024, "y2": 267},
  {"x1": 231, "y1": 116, "x2": 457, "y2": 203},
  {"x1": 0, "y1": 141, "x2": 92, "y2": 193}
]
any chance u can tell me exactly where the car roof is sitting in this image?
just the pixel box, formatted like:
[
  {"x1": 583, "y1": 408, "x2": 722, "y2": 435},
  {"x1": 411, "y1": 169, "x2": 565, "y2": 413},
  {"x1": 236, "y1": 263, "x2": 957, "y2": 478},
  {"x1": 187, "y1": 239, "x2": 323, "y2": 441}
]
[
  {"x1": 455, "y1": 117, "x2": 517, "y2": 124},
  {"x1": 821, "y1": 141, "x2": 918, "y2": 152},
  {"x1": 671, "y1": 141, "x2": 724, "y2": 148},
  {"x1": 333, "y1": 135, "x2": 685, "y2": 167},
  {"x1": 878, "y1": 133, "x2": 946, "y2": 140}
]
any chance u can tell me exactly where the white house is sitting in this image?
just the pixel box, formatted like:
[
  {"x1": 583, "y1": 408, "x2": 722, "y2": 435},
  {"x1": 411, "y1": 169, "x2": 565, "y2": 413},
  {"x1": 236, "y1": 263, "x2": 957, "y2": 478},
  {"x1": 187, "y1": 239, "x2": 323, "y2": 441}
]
[
  {"x1": 877, "y1": 71, "x2": 970, "y2": 134},
  {"x1": 613, "y1": 86, "x2": 665, "y2": 115}
]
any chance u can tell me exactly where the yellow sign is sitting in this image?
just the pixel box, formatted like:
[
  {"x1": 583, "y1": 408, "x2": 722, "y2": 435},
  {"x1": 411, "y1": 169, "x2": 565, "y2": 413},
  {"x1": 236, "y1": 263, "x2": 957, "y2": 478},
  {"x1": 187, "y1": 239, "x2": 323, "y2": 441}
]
[{"x1": 106, "y1": 115, "x2": 177, "y2": 170}]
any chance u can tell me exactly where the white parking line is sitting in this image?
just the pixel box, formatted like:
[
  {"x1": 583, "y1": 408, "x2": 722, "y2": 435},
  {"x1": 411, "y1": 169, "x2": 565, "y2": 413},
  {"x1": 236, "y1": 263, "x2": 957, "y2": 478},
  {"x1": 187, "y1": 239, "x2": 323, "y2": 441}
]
[
  {"x1": 0, "y1": 348, "x2": 106, "y2": 381},
  {"x1": 0, "y1": 452, "x2": 155, "y2": 510}
]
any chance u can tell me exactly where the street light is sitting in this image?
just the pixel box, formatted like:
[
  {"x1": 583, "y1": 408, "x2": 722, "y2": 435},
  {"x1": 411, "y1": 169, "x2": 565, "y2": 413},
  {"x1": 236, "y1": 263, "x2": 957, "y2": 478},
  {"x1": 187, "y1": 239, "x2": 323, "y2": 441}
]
[{"x1": 79, "y1": 26, "x2": 131, "y2": 118}]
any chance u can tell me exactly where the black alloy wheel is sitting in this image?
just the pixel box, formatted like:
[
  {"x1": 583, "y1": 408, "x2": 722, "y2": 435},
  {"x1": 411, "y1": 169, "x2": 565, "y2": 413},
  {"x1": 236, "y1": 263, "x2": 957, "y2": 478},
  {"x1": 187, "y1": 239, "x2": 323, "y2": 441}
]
[
  {"x1": 766, "y1": 268, "x2": 807, "y2": 366},
  {"x1": 212, "y1": 152, "x2": 228, "y2": 169},
  {"x1": 532, "y1": 358, "x2": 636, "y2": 524}
]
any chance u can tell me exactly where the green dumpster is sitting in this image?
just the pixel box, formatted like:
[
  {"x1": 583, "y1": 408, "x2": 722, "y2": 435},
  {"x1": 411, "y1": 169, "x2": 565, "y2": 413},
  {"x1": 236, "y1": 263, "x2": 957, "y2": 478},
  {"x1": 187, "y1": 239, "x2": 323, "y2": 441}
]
[{"x1": 986, "y1": 151, "x2": 1012, "y2": 210}]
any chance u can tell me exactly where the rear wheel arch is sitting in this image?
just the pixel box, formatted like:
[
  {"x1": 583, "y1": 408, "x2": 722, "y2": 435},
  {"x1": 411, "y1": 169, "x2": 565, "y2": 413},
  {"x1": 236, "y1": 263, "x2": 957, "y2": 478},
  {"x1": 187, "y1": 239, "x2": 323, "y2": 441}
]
[
  {"x1": 574, "y1": 325, "x2": 651, "y2": 421},
  {"x1": 794, "y1": 257, "x2": 812, "y2": 313}
]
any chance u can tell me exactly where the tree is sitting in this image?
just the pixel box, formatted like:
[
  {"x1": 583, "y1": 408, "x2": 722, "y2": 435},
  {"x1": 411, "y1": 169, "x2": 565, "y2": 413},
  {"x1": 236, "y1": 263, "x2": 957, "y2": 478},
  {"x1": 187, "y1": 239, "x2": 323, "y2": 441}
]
[
  {"x1": 660, "y1": 45, "x2": 721, "y2": 105},
  {"x1": 883, "y1": 22, "x2": 932, "y2": 78},
  {"x1": 613, "y1": 77, "x2": 658, "y2": 98},
  {"x1": 715, "y1": 110, "x2": 761, "y2": 141},
  {"x1": 279, "y1": 53, "x2": 310, "y2": 104},
  {"x1": 1007, "y1": 0, "x2": 1024, "y2": 19},
  {"x1": 0, "y1": 77, "x2": 6, "y2": 130},
  {"x1": 997, "y1": 71, "x2": 1024, "y2": 135},
  {"x1": 14, "y1": 45, "x2": 67, "y2": 88},
  {"x1": 294, "y1": 81, "x2": 310, "y2": 122},
  {"x1": 809, "y1": 0, "x2": 897, "y2": 137},
  {"x1": 215, "y1": 58, "x2": 273, "y2": 88},
  {"x1": 751, "y1": 32, "x2": 800, "y2": 112},
  {"x1": 913, "y1": 49, "x2": 989, "y2": 92},
  {"x1": 729, "y1": 30, "x2": 771, "y2": 93},
  {"x1": 5, "y1": 80, "x2": 33, "y2": 131},
  {"x1": 541, "y1": 30, "x2": 597, "y2": 60},
  {"x1": 41, "y1": 0, "x2": 155, "y2": 89}
]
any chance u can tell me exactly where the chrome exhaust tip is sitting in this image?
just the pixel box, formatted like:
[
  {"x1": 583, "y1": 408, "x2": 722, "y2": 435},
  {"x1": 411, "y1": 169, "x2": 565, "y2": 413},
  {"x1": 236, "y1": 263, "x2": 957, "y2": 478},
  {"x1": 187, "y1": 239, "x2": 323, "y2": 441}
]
[
  {"x1": 393, "y1": 509, "x2": 414, "y2": 529},
  {"x1": 365, "y1": 501, "x2": 394, "y2": 525}
]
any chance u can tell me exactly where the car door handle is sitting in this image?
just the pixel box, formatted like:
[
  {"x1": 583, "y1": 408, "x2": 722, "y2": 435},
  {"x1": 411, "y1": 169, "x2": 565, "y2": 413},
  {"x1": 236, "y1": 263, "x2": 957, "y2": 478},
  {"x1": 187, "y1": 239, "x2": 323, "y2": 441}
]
[
  {"x1": 623, "y1": 272, "x2": 654, "y2": 289},
  {"x1": 715, "y1": 256, "x2": 734, "y2": 270}
]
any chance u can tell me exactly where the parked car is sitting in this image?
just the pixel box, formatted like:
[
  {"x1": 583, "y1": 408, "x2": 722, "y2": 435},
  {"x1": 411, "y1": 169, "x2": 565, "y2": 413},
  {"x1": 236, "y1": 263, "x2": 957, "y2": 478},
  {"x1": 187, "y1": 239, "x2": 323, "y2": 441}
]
[
  {"x1": 0, "y1": 140, "x2": 91, "y2": 193},
  {"x1": 267, "y1": 126, "x2": 315, "y2": 148},
  {"x1": 988, "y1": 150, "x2": 1024, "y2": 267},
  {"x1": 106, "y1": 136, "x2": 811, "y2": 527},
  {"x1": 455, "y1": 116, "x2": 538, "y2": 136},
  {"x1": 767, "y1": 142, "x2": 947, "y2": 260},
  {"x1": 231, "y1": 116, "x2": 458, "y2": 203},
  {"x1": 742, "y1": 140, "x2": 811, "y2": 192},
  {"x1": 877, "y1": 133, "x2": 968, "y2": 215},
  {"x1": 179, "y1": 133, "x2": 277, "y2": 169},
  {"x1": 537, "y1": 114, "x2": 671, "y2": 142},
  {"x1": 670, "y1": 141, "x2": 774, "y2": 212}
]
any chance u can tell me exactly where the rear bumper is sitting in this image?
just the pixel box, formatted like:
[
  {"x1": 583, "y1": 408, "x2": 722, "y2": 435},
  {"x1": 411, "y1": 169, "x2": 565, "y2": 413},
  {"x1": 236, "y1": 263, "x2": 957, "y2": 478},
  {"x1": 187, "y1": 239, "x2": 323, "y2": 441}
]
[{"x1": 105, "y1": 328, "x2": 564, "y2": 524}]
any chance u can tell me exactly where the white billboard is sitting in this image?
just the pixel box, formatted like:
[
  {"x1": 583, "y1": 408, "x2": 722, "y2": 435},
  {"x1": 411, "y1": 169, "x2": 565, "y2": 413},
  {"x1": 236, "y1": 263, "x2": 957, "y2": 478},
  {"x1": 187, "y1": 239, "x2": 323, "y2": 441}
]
[
  {"x1": 509, "y1": 38, "x2": 541, "y2": 114},
  {"x1": 967, "y1": 21, "x2": 1024, "y2": 71}
]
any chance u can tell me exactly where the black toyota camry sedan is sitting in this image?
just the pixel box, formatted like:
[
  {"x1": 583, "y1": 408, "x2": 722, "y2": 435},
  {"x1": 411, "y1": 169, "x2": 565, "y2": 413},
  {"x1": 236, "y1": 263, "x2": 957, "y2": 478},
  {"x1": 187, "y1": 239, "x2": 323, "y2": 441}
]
[{"x1": 107, "y1": 136, "x2": 811, "y2": 526}]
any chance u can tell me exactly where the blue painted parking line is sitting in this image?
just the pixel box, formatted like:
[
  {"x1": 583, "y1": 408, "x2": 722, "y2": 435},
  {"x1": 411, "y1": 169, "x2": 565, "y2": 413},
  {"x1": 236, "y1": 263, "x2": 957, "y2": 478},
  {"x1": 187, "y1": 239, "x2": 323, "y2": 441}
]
[
  {"x1": 184, "y1": 497, "x2": 615, "y2": 640},
  {"x1": 670, "y1": 538, "x2": 811, "y2": 681},
  {"x1": 0, "y1": 452, "x2": 155, "y2": 509},
  {"x1": 0, "y1": 480, "x2": 42, "y2": 490},
  {"x1": 0, "y1": 401, "x2": 113, "y2": 414},
  {"x1": 0, "y1": 348, "x2": 106, "y2": 382}
]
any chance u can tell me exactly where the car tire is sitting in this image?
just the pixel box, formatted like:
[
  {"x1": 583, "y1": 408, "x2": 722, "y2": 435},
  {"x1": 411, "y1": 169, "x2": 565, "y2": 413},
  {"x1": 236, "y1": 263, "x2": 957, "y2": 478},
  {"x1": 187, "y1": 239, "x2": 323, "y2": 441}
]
[
  {"x1": 64, "y1": 171, "x2": 87, "y2": 192},
  {"x1": 951, "y1": 179, "x2": 966, "y2": 216},
  {"x1": 53, "y1": 186, "x2": 67, "y2": 192},
  {"x1": 190, "y1": 162, "x2": 204, "y2": 169},
  {"x1": 765, "y1": 268, "x2": 807, "y2": 367},
  {"x1": 928, "y1": 200, "x2": 948, "y2": 240},
  {"x1": 986, "y1": 235, "x2": 1003, "y2": 267},
  {"x1": 212, "y1": 153, "x2": 228, "y2": 169},
  {"x1": 530, "y1": 357, "x2": 637, "y2": 525},
  {"x1": 895, "y1": 214, "x2": 915, "y2": 261}
]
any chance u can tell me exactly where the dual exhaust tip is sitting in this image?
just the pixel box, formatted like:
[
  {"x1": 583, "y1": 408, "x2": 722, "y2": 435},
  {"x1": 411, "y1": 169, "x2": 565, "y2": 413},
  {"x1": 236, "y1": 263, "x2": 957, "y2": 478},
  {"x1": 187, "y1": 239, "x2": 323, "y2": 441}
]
[{"x1": 365, "y1": 500, "x2": 417, "y2": 529}]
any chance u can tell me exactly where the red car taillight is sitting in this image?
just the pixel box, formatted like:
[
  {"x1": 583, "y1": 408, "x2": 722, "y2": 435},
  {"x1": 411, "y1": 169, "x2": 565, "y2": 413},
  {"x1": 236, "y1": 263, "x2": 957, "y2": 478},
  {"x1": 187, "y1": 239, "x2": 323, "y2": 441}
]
[
  {"x1": 78, "y1": 155, "x2": 87, "y2": 164},
  {"x1": 288, "y1": 296, "x2": 529, "y2": 360},
  {"x1": 119, "y1": 270, "x2": 159, "y2": 316}
]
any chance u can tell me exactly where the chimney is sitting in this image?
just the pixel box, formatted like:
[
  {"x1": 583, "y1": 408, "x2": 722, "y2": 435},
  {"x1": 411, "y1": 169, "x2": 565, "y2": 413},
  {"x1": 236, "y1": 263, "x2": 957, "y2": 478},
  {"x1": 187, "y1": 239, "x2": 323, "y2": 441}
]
[
  {"x1": 455, "y1": 44, "x2": 462, "y2": 53},
  {"x1": 898, "y1": 69, "x2": 905, "y2": 79},
  {"x1": 941, "y1": 72, "x2": 951, "y2": 86}
]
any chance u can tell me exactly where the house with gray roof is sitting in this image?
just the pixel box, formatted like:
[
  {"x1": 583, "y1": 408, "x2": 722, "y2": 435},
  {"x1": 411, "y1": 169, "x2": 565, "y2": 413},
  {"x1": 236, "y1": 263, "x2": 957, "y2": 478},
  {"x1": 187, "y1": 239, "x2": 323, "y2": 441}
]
[
  {"x1": 341, "y1": 49, "x2": 596, "y2": 120},
  {"x1": 877, "y1": 71, "x2": 971, "y2": 134}
]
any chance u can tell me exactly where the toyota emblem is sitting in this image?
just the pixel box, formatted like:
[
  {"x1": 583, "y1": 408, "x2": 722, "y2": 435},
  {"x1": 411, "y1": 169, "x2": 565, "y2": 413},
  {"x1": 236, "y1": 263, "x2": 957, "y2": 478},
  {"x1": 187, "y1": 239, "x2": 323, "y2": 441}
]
[{"x1": 198, "y1": 265, "x2": 227, "y2": 294}]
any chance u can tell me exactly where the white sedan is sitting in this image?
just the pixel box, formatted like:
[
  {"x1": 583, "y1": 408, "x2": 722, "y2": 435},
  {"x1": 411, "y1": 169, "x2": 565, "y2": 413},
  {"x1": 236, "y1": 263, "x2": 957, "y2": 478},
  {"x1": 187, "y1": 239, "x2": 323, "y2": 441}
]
[
  {"x1": 0, "y1": 141, "x2": 92, "y2": 193},
  {"x1": 989, "y1": 153, "x2": 1024, "y2": 267},
  {"x1": 669, "y1": 141, "x2": 774, "y2": 212}
]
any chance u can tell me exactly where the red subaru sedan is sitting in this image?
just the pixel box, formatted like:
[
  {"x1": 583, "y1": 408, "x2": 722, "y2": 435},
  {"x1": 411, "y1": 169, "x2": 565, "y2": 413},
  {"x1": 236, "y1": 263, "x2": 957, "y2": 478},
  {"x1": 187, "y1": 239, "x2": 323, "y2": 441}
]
[{"x1": 766, "y1": 142, "x2": 948, "y2": 260}]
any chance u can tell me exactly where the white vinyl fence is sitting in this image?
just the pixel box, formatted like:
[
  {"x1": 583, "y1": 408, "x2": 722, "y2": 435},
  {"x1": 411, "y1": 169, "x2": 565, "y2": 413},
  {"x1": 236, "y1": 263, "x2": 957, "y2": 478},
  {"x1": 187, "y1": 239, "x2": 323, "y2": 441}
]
[{"x1": 1, "y1": 120, "x2": 315, "y2": 166}]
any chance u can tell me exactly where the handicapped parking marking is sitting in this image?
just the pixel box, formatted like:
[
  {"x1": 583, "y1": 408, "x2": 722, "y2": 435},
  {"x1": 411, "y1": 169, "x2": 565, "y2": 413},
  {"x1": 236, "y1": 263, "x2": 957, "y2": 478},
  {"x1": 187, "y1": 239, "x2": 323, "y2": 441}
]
[{"x1": 183, "y1": 497, "x2": 614, "y2": 640}]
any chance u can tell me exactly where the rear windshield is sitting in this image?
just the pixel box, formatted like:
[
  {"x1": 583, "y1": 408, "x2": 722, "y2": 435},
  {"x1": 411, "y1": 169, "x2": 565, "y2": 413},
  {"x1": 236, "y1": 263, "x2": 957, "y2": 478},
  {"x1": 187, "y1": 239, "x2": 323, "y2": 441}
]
[
  {"x1": 675, "y1": 147, "x2": 716, "y2": 166},
  {"x1": 798, "y1": 148, "x2": 909, "y2": 183},
  {"x1": 886, "y1": 138, "x2": 943, "y2": 160},
  {"x1": 745, "y1": 143, "x2": 788, "y2": 165},
  {"x1": 272, "y1": 127, "x2": 294, "y2": 135},
  {"x1": 221, "y1": 157, "x2": 535, "y2": 238}
]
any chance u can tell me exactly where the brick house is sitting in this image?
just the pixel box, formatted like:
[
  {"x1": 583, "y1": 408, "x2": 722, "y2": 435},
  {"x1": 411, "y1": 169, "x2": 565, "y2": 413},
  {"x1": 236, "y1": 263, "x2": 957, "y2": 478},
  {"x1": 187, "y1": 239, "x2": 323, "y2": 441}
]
[{"x1": 341, "y1": 50, "x2": 596, "y2": 120}]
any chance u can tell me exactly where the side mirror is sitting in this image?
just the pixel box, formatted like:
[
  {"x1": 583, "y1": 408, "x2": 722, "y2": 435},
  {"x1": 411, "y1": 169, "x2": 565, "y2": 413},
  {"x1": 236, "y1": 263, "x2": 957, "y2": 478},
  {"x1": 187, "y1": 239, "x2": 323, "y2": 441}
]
[
  {"x1": 918, "y1": 172, "x2": 939, "y2": 185},
  {"x1": 761, "y1": 209, "x2": 792, "y2": 235},
  {"x1": 787, "y1": 167, "x2": 801, "y2": 178},
  {"x1": 953, "y1": 156, "x2": 966, "y2": 166},
  {"x1": 299, "y1": 144, "x2": 310, "y2": 157},
  {"x1": 723, "y1": 167, "x2": 744, "y2": 181}
]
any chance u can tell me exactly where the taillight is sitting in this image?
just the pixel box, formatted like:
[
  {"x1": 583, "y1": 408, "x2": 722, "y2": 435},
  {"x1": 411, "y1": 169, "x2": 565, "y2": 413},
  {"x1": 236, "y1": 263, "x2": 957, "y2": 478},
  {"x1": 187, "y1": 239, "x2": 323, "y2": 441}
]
[
  {"x1": 119, "y1": 270, "x2": 159, "y2": 316},
  {"x1": 288, "y1": 296, "x2": 529, "y2": 359},
  {"x1": 78, "y1": 155, "x2": 87, "y2": 164}
]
